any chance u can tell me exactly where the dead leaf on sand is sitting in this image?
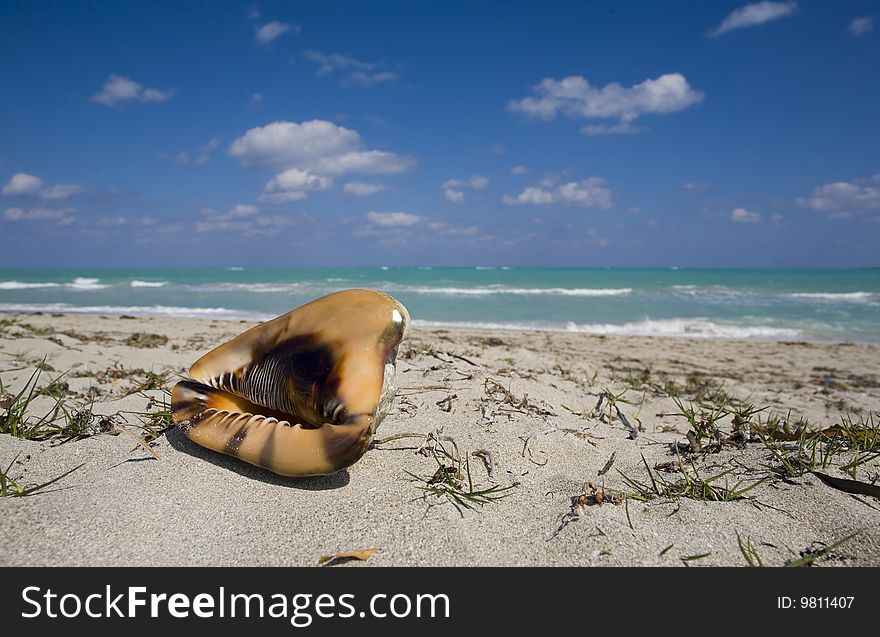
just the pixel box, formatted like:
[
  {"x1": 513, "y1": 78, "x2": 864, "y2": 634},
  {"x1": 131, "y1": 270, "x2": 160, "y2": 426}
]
[{"x1": 318, "y1": 548, "x2": 381, "y2": 567}]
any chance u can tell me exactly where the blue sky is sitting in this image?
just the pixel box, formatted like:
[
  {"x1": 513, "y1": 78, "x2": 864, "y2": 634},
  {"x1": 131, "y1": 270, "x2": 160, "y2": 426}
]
[{"x1": 1, "y1": 0, "x2": 878, "y2": 267}]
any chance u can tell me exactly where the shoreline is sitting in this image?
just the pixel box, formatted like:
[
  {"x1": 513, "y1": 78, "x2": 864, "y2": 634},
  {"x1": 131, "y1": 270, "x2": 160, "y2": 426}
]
[
  {"x1": 1, "y1": 309, "x2": 877, "y2": 345},
  {"x1": 1, "y1": 312, "x2": 878, "y2": 566}
]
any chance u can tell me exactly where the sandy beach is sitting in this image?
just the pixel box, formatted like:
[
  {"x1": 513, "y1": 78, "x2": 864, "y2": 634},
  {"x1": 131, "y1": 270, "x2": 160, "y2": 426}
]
[{"x1": 1, "y1": 311, "x2": 878, "y2": 567}]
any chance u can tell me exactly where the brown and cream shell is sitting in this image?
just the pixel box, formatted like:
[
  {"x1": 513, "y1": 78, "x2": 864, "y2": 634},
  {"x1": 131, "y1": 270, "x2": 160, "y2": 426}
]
[{"x1": 171, "y1": 288, "x2": 409, "y2": 476}]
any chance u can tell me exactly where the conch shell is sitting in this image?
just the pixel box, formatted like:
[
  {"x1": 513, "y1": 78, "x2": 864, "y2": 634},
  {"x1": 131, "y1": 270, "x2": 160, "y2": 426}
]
[{"x1": 171, "y1": 289, "x2": 410, "y2": 476}]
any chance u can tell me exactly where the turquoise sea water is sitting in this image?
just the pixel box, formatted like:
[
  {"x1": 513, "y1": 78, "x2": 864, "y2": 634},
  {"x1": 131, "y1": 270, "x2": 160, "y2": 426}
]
[{"x1": 1, "y1": 268, "x2": 878, "y2": 342}]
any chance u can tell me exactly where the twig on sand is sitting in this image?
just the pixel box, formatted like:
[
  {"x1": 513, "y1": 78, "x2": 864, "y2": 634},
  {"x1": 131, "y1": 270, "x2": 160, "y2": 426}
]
[
  {"x1": 445, "y1": 351, "x2": 480, "y2": 367},
  {"x1": 372, "y1": 431, "x2": 460, "y2": 462},
  {"x1": 521, "y1": 425, "x2": 601, "y2": 466},
  {"x1": 598, "y1": 451, "x2": 617, "y2": 477},
  {"x1": 472, "y1": 449, "x2": 496, "y2": 479},
  {"x1": 615, "y1": 406, "x2": 640, "y2": 440}
]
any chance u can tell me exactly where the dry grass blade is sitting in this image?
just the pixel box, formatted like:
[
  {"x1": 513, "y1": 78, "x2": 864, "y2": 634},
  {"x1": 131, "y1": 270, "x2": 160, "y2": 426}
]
[
  {"x1": 785, "y1": 532, "x2": 859, "y2": 567},
  {"x1": 736, "y1": 532, "x2": 764, "y2": 567},
  {"x1": 406, "y1": 448, "x2": 517, "y2": 516},
  {"x1": 0, "y1": 453, "x2": 84, "y2": 497},
  {"x1": 810, "y1": 471, "x2": 880, "y2": 499}
]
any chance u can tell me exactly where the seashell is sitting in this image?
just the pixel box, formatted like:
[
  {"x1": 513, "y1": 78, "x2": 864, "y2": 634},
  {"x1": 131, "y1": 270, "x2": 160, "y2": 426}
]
[{"x1": 171, "y1": 289, "x2": 410, "y2": 476}]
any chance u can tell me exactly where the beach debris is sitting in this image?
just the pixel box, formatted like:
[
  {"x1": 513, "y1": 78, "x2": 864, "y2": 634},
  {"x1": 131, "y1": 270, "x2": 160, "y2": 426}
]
[
  {"x1": 170, "y1": 289, "x2": 410, "y2": 477},
  {"x1": 372, "y1": 430, "x2": 460, "y2": 463},
  {"x1": 406, "y1": 449, "x2": 517, "y2": 516},
  {"x1": 785, "y1": 532, "x2": 859, "y2": 567},
  {"x1": 598, "y1": 451, "x2": 617, "y2": 477},
  {"x1": 472, "y1": 449, "x2": 496, "y2": 479},
  {"x1": 484, "y1": 377, "x2": 557, "y2": 417},
  {"x1": 0, "y1": 452, "x2": 83, "y2": 498},
  {"x1": 521, "y1": 425, "x2": 601, "y2": 466},
  {"x1": 552, "y1": 481, "x2": 624, "y2": 538},
  {"x1": 318, "y1": 548, "x2": 381, "y2": 567},
  {"x1": 124, "y1": 332, "x2": 169, "y2": 348},
  {"x1": 435, "y1": 393, "x2": 457, "y2": 412},
  {"x1": 810, "y1": 471, "x2": 880, "y2": 499},
  {"x1": 615, "y1": 406, "x2": 639, "y2": 440}
]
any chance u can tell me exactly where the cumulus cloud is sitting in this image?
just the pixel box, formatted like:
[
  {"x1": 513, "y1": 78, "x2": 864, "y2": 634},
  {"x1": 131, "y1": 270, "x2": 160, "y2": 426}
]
[
  {"x1": 3, "y1": 173, "x2": 43, "y2": 196},
  {"x1": 730, "y1": 208, "x2": 762, "y2": 223},
  {"x1": 796, "y1": 175, "x2": 880, "y2": 218},
  {"x1": 709, "y1": 2, "x2": 798, "y2": 38},
  {"x1": 503, "y1": 177, "x2": 613, "y2": 209},
  {"x1": 92, "y1": 74, "x2": 174, "y2": 106},
  {"x1": 849, "y1": 17, "x2": 874, "y2": 37},
  {"x1": 303, "y1": 51, "x2": 398, "y2": 87},
  {"x1": 230, "y1": 120, "x2": 413, "y2": 202},
  {"x1": 511, "y1": 165, "x2": 527, "y2": 175},
  {"x1": 265, "y1": 168, "x2": 332, "y2": 193},
  {"x1": 366, "y1": 211, "x2": 422, "y2": 226},
  {"x1": 343, "y1": 182, "x2": 386, "y2": 197},
  {"x1": 442, "y1": 175, "x2": 488, "y2": 203},
  {"x1": 255, "y1": 21, "x2": 296, "y2": 45},
  {"x1": 3, "y1": 173, "x2": 82, "y2": 200},
  {"x1": 507, "y1": 73, "x2": 703, "y2": 133}
]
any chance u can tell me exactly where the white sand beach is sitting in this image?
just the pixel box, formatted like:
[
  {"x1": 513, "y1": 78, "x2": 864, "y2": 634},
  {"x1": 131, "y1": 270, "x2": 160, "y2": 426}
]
[{"x1": 1, "y1": 312, "x2": 878, "y2": 566}]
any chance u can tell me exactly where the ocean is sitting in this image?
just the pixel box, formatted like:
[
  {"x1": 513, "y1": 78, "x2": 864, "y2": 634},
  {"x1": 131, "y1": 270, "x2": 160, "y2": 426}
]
[{"x1": 1, "y1": 267, "x2": 878, "y2": 342}]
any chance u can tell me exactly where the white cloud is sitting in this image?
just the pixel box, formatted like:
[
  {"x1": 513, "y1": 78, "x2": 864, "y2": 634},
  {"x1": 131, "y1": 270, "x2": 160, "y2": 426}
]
[
  {"x1": 504, "y1": 187, "x2": 555, "y2": 205},
  {"x1": 304, "y1": 51, "x2": 374, "y2": 75},
  {"x1": 444, "y1": 189, "x2": 465, "y2": 203},
  {"x1": 265, "y1": 168, "x2": 331, "y2": 193},
  {"x1": 796, "y1": 175, "x2": 880, "y2": 217},
  {"x1": 230, "y1": 204, "x2": 259, "y2": 217},
  {"x1": 230, "y1": 120, "x2": 412, "y2": 176},
  {"x1": 231, "y1": 120, "x2": 412, "y2": 203},
  {"x1": 503, "y1": 177, "x2": 612, "y2": 209},
  {"x1": 195, "y1": 204, "x2": 292, "y2": 236},
  {"x1": 4, "y1": 206, "x2": 75, "y2": 223},
  {"x1": 303, "y1": 51, "x2": 398, "y2": 87},
  {"x1": 343, "y1": 182, "x2": 386, "y2": 197},
  {"x1": 709, "y1": 2, "x2": 798, "y2": 38},
  {"x1": 92, "y1": 74, "x2": 173, "y2": 106},
  {"x1": 199, "y1": 138, "x2": 221, "y2": 152},
  {"x1": 3, "y1": 173, "x2": 43, "y2": 195},
  {"x1": 346, "y1": 70, "x2": 399, "y2": 87},
  {"x1": 255, "y1": 21, "x2": 295, "y2": 45},
  {"x1": 257, "y1": 191, "x2": 308, "y2": 205},
  {"x1": 443, "y1": 175, "x2": 489, "y2": 190},
  {"x1": 730, "y1": 208, "x2": 762, "y2": 223},
  {"x1": 366, "y1": 211, "x2": 422, "y2": 226},
  {"x1": 3, "y1": 173, "x2": 82, "y2": 200},
  {"x1": 580, "y1": 121, "x2": 645, "y2": 136},
  {"x1": 511, "y1": 165, "x2": 527, "y2": 175},
  {"x1": 507, "y1": 73, "x2": 703, "y2": 131},
  {"x1": 849, "y1": 17, "x2": 874, "y2": 37},
  {"x1": 39, "y1": 184, "x2": 82, "y2": 200}
]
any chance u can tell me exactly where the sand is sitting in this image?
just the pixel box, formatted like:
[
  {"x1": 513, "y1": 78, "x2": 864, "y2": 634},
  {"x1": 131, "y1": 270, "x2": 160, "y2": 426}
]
[{"x1": 1, "y1": 312, "x2": 878, "y2": 567}]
